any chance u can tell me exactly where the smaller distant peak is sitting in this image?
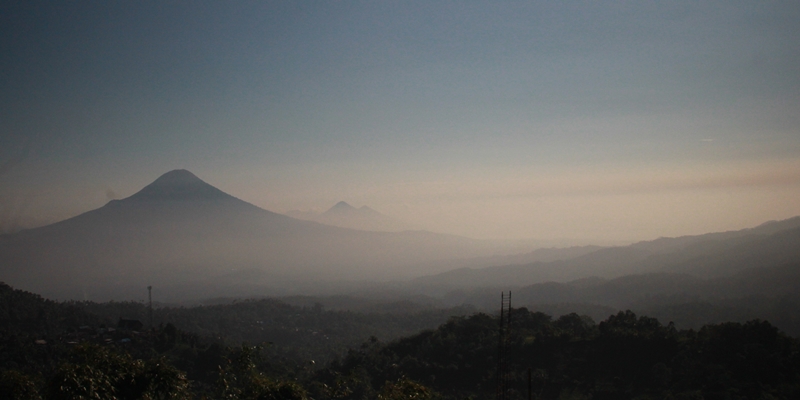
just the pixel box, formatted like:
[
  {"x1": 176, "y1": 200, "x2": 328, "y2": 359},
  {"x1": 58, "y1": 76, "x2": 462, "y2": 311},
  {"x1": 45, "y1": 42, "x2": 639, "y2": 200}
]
[
  {"x1": 332, "y1": 201, "x2": 355, "y2": 210},
  {"x1": 324, "y1": 201, "x2": 357, "y2": 215}
]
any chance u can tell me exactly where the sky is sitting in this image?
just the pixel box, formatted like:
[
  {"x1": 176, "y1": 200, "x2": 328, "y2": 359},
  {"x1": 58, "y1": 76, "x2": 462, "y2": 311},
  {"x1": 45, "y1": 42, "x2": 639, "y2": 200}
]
[{"x1": 1, "y1": 1, "x2": 799, "y2": 243}]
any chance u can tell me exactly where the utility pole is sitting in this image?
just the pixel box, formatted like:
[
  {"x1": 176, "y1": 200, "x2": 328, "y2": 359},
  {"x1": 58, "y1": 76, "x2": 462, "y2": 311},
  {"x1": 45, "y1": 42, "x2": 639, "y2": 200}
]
[{"x1": 147, "y1": 286, "x2": 153, "y2": 329}]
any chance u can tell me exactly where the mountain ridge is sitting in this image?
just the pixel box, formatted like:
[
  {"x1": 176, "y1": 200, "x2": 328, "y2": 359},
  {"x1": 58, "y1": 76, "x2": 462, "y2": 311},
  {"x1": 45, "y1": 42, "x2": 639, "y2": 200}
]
[{"x1": 412, "y1": 217, "x2": 800, "y2": 290}]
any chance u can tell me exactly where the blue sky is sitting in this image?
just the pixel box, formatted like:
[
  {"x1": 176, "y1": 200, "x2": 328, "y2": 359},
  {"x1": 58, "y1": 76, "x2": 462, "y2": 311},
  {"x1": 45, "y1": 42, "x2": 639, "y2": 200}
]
[{"x1": 2, "y1": 1, "x2": 799, "y2": 242}]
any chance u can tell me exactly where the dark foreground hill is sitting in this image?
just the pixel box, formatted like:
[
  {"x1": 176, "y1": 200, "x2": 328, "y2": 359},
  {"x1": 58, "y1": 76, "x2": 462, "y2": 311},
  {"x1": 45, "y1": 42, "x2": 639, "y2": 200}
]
[
  {"x1": 2, "y1": 282, "x2": 799, "y2": 399},
  {"x1": 0, "y1": 170, "x2": 502, "y2": 301},
  {"x1": 0, "y1": 282, "x2": 474, "y2": 371},
  {"x1": 321, "y1": 309, "x2": 800, "y2": 400}
]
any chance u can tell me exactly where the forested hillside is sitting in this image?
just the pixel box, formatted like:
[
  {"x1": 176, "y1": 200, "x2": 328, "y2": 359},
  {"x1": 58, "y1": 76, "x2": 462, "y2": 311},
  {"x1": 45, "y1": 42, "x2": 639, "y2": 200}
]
[
  {"x1": 76, "y1": 298, "x2": 476, "y2": 365},
  {"x1": 318, "y1": 309, "x2": 800, "y2": 399},
  {"x1": 2, "y1": 282, "x2": 799, "y2": 399},
  {"x1": 440, "y1": 263, "x2": 800, "y2": 336}
]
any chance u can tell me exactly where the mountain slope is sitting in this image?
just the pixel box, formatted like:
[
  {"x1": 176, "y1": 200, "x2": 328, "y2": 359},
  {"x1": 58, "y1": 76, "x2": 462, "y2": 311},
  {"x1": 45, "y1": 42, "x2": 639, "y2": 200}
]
[
  {"x1": 629, "y1": 216, "x2": 800, "y2": 253},
  {"x1": 434, "y1": 262, "x2": 800, "y2": 333},
  {"x1": 413, "y1": 218, "x2": 800, "y2": 289},
  {"x1": 0, "y1": 170, "x2": 498, "y2": 301}
]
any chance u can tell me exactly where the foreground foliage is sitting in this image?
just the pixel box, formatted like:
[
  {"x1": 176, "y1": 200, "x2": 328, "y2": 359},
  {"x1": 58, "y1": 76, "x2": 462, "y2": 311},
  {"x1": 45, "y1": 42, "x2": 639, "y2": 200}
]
[
  {"x1": 2, "y1": 283, "x2": 799, "y2": 399},
  {"x1": 47, "y1": 344, "x2": 190, "y2": 400},
  {"x1": 317, "y1": 309, "x2": 800, "y2": 399}
]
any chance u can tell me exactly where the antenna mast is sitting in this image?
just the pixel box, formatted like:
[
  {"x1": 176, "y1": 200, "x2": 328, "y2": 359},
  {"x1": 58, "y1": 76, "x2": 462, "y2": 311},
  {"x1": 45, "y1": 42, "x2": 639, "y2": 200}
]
[{"x1": 497, "y1": 291, "x2": 511, "y2": 400}]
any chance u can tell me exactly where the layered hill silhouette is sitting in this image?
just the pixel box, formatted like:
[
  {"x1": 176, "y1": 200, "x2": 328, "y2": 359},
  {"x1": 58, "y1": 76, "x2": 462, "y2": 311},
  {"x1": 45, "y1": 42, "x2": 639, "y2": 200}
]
[
  {"x1": 413, "y1": 217, "x2": 800, "y2": 289},
  {"x1": 0, "y1": 170, "x2": 500, "y2": 301},
  {"x1": 286, "y1": 201, "x2": 412, "y2": 232},
  {"x1": 408, "y1": 218, "x2": 800, "y2": 335}
]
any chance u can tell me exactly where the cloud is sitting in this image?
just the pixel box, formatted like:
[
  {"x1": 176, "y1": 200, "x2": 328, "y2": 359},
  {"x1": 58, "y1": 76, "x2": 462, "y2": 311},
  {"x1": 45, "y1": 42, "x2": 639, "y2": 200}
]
[{"x1": 349, "y1": 158, "x2": 800, "y2": 204}]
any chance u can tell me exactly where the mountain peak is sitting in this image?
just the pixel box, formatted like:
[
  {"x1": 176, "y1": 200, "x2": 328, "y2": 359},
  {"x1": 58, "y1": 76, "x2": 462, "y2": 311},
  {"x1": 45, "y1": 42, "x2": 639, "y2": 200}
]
[
  {"x1": 151, "y1": 169, "x2": 204, "y2": 185},
  {"x1": 314, "y1": 201, "x2": 412, "y2": 231},
  {"x1": 124, "y1": 170, "x2": 232, "y2": 202},
  {"x1": 326, "y1": 201, "x2": 357, "y2": 214}
]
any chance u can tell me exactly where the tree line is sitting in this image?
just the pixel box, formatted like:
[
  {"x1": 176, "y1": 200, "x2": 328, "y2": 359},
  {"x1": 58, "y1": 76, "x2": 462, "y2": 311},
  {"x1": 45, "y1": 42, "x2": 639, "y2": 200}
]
[{"x1": 2, "y1": 282, "x2": 799, "y2": 399}]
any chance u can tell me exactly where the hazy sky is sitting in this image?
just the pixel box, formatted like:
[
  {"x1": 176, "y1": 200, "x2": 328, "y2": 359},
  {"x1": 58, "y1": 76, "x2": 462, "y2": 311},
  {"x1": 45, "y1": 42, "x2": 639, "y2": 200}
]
[{"x1": 2, "y1": 1, "x2": 799, "y2": 242}]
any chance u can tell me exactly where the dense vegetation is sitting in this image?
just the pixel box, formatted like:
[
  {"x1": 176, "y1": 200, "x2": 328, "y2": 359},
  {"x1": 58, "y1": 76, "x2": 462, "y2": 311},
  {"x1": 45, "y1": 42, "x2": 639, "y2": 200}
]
[
  {"x1": 433, "y1": 262, "x2": 800, "y2": 337},
  {"x1": 2, "y1": 282, "x2": 799, "y2": 399},
  {"x1": 75, "y1": 297, "x2": 476, "y2": 366},
  {"x1": 319, "y1": 309, "x2": 800, "y2": 399}
]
